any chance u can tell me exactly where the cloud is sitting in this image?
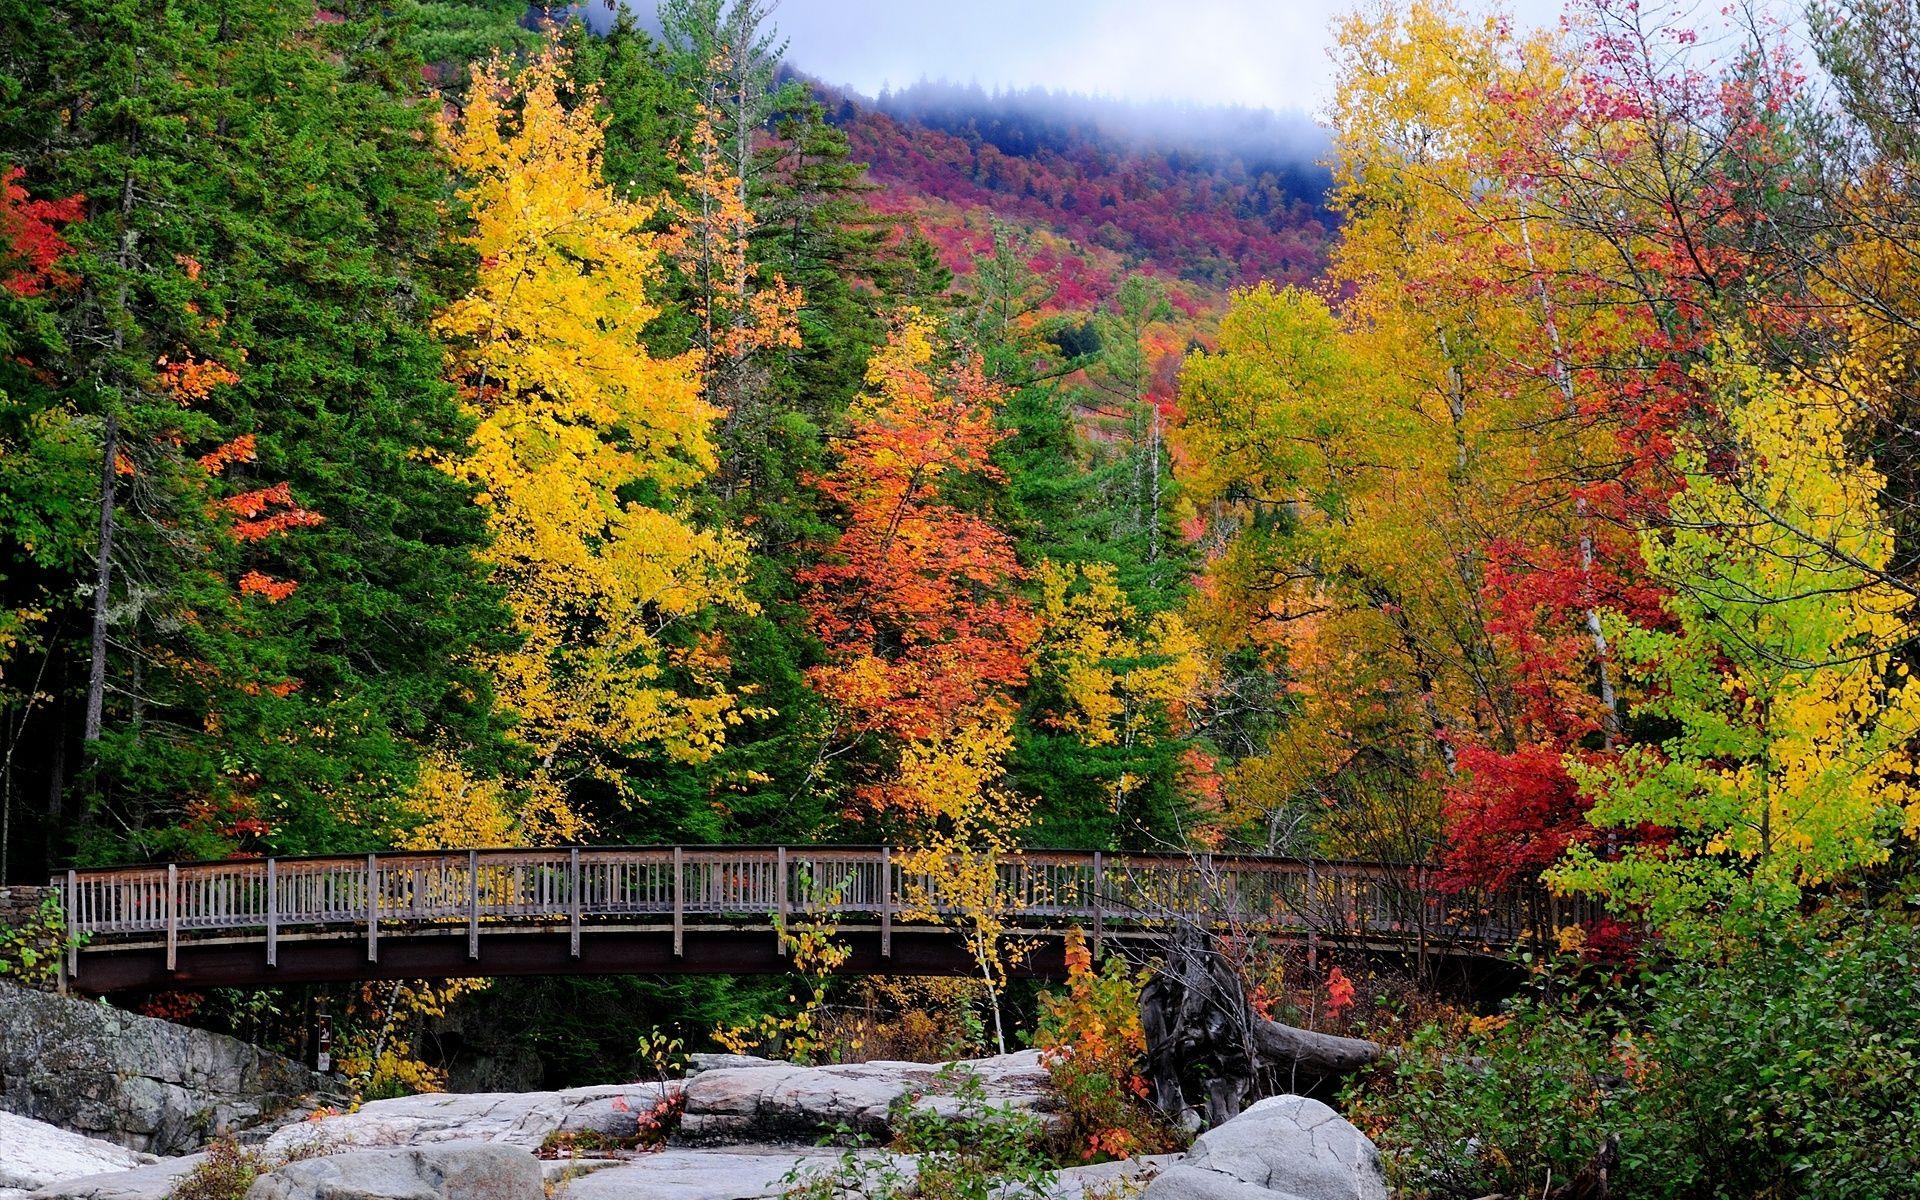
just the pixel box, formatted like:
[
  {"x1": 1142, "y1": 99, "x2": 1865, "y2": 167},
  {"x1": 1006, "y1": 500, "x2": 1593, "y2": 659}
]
[{"x1": 607, "y1": 0, "x2": 1572, "y2": 114}]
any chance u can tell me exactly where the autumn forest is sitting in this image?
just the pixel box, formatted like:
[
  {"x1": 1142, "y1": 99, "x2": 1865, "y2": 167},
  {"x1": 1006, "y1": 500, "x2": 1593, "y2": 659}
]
[{"x1": 6, "y1": 0, "x2": 1920, "y2": 1192}]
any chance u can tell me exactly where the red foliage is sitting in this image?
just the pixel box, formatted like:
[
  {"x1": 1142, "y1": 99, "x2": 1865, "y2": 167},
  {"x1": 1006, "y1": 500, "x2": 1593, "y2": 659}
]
[
  {"x1": 1324, "y1": 966, "x2": 1356, "y2": 1021},
  {"x1": 1440, "y1": 743, "x2": 1593, "y2": 892},
  {"x1": 0, "y1": 165, "x2": 82, "y2": 296}
]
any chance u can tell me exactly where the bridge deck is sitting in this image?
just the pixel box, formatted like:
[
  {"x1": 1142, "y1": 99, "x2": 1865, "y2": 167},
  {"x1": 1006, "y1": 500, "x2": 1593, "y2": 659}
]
[{"x1": 51, "y1": 846, "x2": 1582, "y2": 992}]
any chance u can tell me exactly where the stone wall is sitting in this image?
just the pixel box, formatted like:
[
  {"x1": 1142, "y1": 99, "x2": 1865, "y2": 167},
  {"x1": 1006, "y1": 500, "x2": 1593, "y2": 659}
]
[
  {"x1": 0, "y1": 884, "x2": 55, "y2": 929},
  {"x1": 0, "y1": 982, "x2": 343, "y2": 1155},
  {"x1": 0, "y1": 885, "x2": 61, "y2": 994}
]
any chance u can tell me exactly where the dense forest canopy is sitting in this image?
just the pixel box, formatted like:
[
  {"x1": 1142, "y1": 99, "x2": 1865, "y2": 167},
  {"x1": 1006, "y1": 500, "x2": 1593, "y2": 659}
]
[{"x1": 5, "y1": 0, "x2": 1920, "y2": 1189}]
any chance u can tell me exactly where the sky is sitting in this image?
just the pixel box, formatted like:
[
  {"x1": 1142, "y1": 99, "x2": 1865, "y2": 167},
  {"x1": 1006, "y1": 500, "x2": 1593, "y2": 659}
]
[{"x1": 730, "y1": 0, "x2": 1567, "y2": 115}]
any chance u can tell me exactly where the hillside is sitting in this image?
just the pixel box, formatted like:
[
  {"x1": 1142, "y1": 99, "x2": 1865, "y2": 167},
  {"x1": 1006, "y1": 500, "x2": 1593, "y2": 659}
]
[{"x1": 808, "y1": 79, "x2": 1335, "y2": 308}]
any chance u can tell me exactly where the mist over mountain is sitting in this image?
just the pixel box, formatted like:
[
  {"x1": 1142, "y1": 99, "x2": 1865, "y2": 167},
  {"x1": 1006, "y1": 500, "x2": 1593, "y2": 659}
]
[
  {"x1": 798, "y1": 74, "x2": 1333, "y2": 295},
  {"x1": 866, "y1": 79, "x2": 1329, "y2": 187}
]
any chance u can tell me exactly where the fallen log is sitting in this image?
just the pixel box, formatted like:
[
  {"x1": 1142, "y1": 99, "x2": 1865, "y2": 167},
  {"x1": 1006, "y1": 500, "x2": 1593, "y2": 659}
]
[{"x1": 1251, "y1": 1016, "x2": 1383, "y2": 1075}]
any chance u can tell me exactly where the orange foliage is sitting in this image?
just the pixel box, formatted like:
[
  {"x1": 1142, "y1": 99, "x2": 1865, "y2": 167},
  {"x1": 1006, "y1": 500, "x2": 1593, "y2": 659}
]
[
  {"x1": 801, "y1": 312, "x2": 1036, "y2": 749},
  {"x1": 237, "y1": 570, "x2": 297, "y2": 602},
  {"x1": 1035, "y1": 929, "x2": 1173, "y2": 1162},
  {"x1": 156, "y1": 354, "x2": 240, "y2": 403},
  {"x1": 197, "y1": 434, "x2": 257, "y2": 475},
  {"x1": 222, "y1": 482, "x2": 324, "y2": 541}
]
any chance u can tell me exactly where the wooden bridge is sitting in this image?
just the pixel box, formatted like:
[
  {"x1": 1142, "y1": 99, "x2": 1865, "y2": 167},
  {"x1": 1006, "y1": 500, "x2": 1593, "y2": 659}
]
[{"x1": 50, "y1": 846, "x2": 1585, "y2": 994}]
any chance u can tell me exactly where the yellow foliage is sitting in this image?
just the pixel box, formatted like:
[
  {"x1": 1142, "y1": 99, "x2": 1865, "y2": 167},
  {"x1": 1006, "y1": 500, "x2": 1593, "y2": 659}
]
[
  {"x1": 436, "y1": 44, "x2": 755, "y2": 788},
  {"x1": 894, "y1": 711, "x2": 1035, "y2": 1053},
  {"x1": 1035, "y1": 561, "x2": 1207, "y2": 754}
]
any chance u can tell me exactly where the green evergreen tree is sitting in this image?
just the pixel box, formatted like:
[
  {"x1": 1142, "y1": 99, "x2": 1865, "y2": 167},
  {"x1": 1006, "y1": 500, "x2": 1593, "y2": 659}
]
[{"x1": 0, "y1": 0, "x2": 510, "y2": 868}]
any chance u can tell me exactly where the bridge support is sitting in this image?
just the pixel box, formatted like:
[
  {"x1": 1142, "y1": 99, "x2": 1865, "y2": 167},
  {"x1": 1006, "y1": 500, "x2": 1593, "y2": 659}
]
[
  {"x1": 776, "y1": 846, "x2": 788, "y2": 937},
  {"x1": 1092, "y1": 852, "x2": 1104, "y2": 959},
  {"x1": 568, "y1": 847, "x2": 581, "y2": 959},
  {"x1": 466, "y1": 850, "x2": 480, "y2": 960},
  {"x1": 365, "y1": 853, "x2": 378, "y2": 963},
  {"x1": 880, "y1": 846, "x2": 892, "y2": 959},
  {"x1": 165, "y1": 863, "x2": 177, "y2": 974},
  {"x1": 65, "y1": 869, "x2": 78, "y2": 990},
  {"x1": 671, "y1": 846, "x2": 684, "y2": 958},
  {"x1": 266, "y1": 859, "x2": 278, "y2": 968}
]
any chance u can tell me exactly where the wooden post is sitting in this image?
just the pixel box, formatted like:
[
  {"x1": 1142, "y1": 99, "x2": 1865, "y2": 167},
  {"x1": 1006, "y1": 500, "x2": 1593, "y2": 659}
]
[
  {"x1": 776, "y1": 846, "x2": 789, "y2": 936},
  {"x1": 466, "y1": 850, "x2": 480, "y2": 960},
  {"x1": 569, "y1": 847, "x2": 582, "y2": 959},
  {"x1": 365, "y1": 853, "x2": 378, "y2": 964},
  {"x1": 266, "y1": 859, "x2": 278, "y2": 968},
  {"x1": 672, "y1": 846, "x2": 684, "y2": 958},
  {"x1": 165, "y1": 863, "x2": 178, "y2": 973},
  {"x1": 879, "y1": 846, "x2": 892, "y2": 959},
  {"x1": 1091, "y1": 851, "x2": 1104, "y2": 960},
  {"x1": 63, "y1": 869, "x2": 78, "y2": 992}
]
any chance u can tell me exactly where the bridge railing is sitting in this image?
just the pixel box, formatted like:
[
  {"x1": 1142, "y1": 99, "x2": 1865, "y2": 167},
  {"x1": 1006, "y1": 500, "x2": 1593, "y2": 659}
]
[{"x1": 55, "y1": 846, "x2": 1584, "y2": 968}]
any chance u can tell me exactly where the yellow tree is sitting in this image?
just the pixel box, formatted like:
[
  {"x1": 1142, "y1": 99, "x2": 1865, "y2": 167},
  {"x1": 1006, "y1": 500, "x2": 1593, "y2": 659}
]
[
  {"x1": 437, "y1": 45, "x2": 754, "y2": 809},
  {"x1": 894, "y1": 711, "x2": 1036, "y2": 1055},
  {"x1": 1554, "y1": 341, "x2": 1920, "y2": 942},
  {"x1": 1033, "y1": 560, "x2": 1208, "y2": 822}
]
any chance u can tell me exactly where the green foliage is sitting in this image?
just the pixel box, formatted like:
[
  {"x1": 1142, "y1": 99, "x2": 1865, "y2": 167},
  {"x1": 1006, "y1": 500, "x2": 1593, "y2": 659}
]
[
  {"x1": 1358, "y1": 913, "x2": 1920, "y2": 1199},
  {"x1": 0, "y1": 893, "x2": 75, "y2": 988}
]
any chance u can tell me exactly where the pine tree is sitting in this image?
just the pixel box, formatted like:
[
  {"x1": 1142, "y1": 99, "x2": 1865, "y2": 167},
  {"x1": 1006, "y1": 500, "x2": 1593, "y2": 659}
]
[{"x1": 0, "y1": 0, "x2": 509, "y2": 866}]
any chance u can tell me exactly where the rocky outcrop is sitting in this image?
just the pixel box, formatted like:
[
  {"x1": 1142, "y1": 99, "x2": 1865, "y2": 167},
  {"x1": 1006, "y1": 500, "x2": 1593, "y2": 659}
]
[
  {"x1": 0, "y1": 983, "x2": 341, "y2": 1155},
  {"x1": 1142, "y1": 1095, "x2": 1386, "y2": 1200},
  {"x1": 0, "y1": 1112, "x2": 154, "y2": 1194},
  {"x1": 246, "y1": 1144, "x2": 542, "y2": 1200},
  {"x1": 25, "y1": 1157, "x2": 207, "y2": 1200},
  {"x1": 260, "y1": 1085, "x2": 673, "y2": 1157},
  {"x1": 677, "y1": 1051, "x2": 1053, "y2": 1144},
  {"x1": 549, "y1": 1147, "x2": 878, "y2": 1200}
]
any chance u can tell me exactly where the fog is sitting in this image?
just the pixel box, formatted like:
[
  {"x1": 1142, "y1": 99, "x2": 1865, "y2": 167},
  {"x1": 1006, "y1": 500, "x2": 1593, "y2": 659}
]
[{"x1": 580, "y1": 0, "x2": 1568, "y2": 115}]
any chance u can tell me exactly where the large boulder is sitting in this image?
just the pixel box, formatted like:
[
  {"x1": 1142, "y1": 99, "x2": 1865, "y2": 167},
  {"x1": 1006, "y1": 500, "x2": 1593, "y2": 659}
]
[
  {"x1": 1141, "y1": 1096, "x2": 1386, "y2": 1200},
  {"x1": 261, "y1": 1084, "x2": 672, "y2": 1157},
  {"x1": 0, "y1": 984, "x2": 339, "y2": 1154},
  {"x1": 246, "y1": 1144, "x2": 541, "y2": 1200},
  {"x1": 0, "y1": 1112, "x2": 154, "y2": 1193},
  {"x1": 678, "y1": 1051, "x2": 1052, "y2": 1144}
]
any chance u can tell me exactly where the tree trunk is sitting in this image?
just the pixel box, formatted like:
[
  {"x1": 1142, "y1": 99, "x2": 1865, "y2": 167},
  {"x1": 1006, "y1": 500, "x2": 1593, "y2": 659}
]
[
  {"x1": 83, "y1": 407, "x2": 119, "y2": 743},
  {"x1": 1250, "y1": 1017, "x2": 1382, "y2": 1075}
]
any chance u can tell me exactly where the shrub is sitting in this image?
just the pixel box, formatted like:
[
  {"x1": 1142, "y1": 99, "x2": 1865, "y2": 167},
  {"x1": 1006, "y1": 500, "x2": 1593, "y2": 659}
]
[
  {"x1": 167, "y1": 1134, "x2": 335, "y2": 1200},
  {"x1": 781, "y1": 1065, "x2": 1056, "y2": 1200},
  {"x1": 168, "y1": 1138, "x2": 261, "y2": 1200},
  {"x1": 1034, "y1": 929, "x2": 1179, "y2": 1163},
  {"x1": 1355, "y1": 912, "x2": 1920, "y2": 1199}
]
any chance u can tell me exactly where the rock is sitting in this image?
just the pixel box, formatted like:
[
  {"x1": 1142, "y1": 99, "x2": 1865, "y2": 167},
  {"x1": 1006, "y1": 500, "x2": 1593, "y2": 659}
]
[
  {"x1": 0, "y1": 984, "x2": 341, "y2": 1155},
  {"x1": 0, "y1": 1112, "x2": 155, "y2": 1191},
  {"x1": 1048, "y1": 1155, "x2": 1180, "y2": 1200},
  {"x1": 27, "y1": 1156, "x2": 207, "y2": 1200},
  {"x1": 261, "y1": 1085, "x2": 672, "y2": 1157},
  {"x1": 552, "y1": 1147, "x2": 895, "y2": 1200},
  {"x1": 1140, "y1": 1096, "x2": 1385, "y2": 1200},
  {"x1": 679, "y1": 1051, "x2": 1053, "y2": 1144},
  {"x1": 246, "y1": 1143, "x2": 541, "y2": 1200}
]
